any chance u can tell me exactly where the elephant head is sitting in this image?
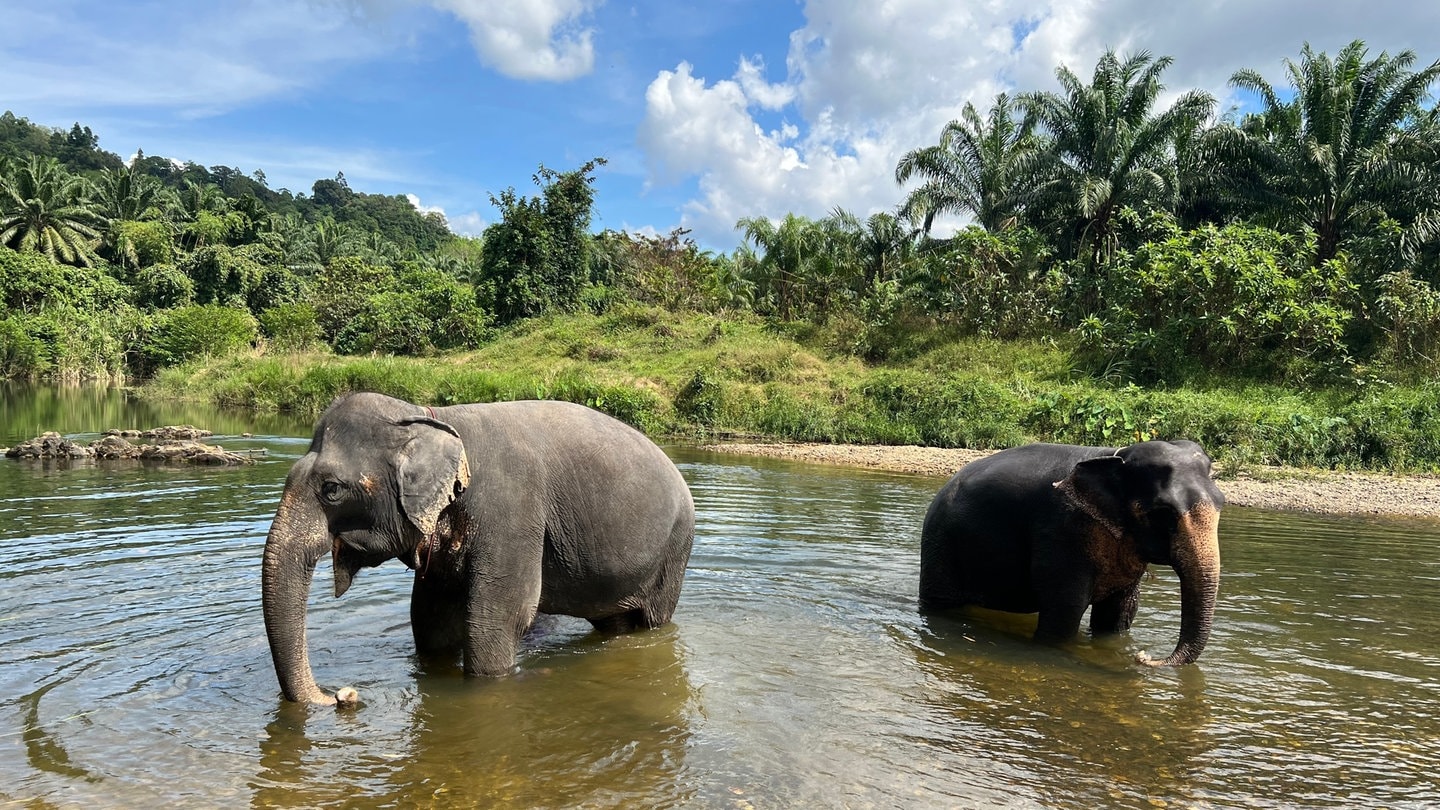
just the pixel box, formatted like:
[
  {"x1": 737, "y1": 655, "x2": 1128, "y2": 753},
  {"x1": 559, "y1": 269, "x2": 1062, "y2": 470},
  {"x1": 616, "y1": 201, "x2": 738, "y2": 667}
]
[
  {"x1": 1056, "y1": 440, "x2": 1224, "y2": 666},
  {"x1": 262, "y1": 393, "x2": 471, "y2": 704}
]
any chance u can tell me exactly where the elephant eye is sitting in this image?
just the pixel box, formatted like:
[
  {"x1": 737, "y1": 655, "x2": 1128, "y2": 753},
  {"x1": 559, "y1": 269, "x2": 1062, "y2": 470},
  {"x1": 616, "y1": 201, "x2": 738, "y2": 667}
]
[{"x1": 320, "y1": 480, "x2": 346, "y2": 504}]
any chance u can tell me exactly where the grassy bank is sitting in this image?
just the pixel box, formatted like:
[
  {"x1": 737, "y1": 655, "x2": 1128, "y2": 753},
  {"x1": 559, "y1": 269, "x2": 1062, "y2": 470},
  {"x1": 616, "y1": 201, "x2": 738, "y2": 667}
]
[{"x1": 143, "y1": 305, "x2": 1440, "y2": 473}]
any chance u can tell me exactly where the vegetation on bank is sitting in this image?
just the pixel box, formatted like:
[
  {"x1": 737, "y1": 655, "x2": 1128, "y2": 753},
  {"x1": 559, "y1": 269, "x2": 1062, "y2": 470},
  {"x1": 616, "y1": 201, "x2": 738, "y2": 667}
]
[
  {"x1": 146, "y1": 305, "x2": 1440, "y2": 473},
  {"x1": 4, "y1": 40, "x2": 1440, "y2": 471}
]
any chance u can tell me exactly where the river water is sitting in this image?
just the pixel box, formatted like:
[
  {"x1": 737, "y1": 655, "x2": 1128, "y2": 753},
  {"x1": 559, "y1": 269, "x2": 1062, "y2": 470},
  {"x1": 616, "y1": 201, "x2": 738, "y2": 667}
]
[{"x1": 1, "y1": 386, "x2": 1438, "y2": 809}]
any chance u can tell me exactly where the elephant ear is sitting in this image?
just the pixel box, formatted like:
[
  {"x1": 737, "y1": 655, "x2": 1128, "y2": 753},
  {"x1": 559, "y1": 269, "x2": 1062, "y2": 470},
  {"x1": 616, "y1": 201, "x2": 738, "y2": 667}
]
[
  {"x1": 1054, "y1": 454, "x2": 1128, "y2": 537},
  {"x1": 393, "y1": 415, "x2": 472, "y2": 537}
]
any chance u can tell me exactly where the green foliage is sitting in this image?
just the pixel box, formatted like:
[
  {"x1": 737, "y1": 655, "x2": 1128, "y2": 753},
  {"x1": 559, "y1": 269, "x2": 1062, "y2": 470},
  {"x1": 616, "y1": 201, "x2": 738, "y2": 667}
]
[
  {"x1": 0, "y1": 155, "x2": 104, "y2": 266},
  {"x1": 330, "y1": 266, "x2": 489, "y2": 357},
  {"x1": 132, "y1": 263, "x2": 194, "y2": 309},
  {"x1": 1372, "y1": 269, "x2": 1440, "y2": 371},
  {"x1": 0, "y1": 316, "x2": 54, "y2": 377},
  {"x1": 674, "y1": 368, "x2": 723, "y2": 427},
  {"x1": 310, "y1": 255, "x2": 392, "y2": 342},
  {"x1": 258, "y1": 303, "x2": 322, "y2": 352},
  {"x1": 909, "y1": 226, "x2": 1059, "y2": 338},
  {"x1": 479, "y1": 159, "x2": 606, "y2": 324},
  {"x1": 1077, "y1": 219, "x2": 1357, "y2": 383},
  {"x1": 182, "y1": 244, "x2": 266, "y2": 307},
  {"x1": 0, "y1": 310, "x2": 129, "y2": 380},
  {"x1": 141, "y1": 304, "x2": 257, "y2": 370},
  {"x1": 334, "y1": 291, "x2": 433, "y2": 355}
]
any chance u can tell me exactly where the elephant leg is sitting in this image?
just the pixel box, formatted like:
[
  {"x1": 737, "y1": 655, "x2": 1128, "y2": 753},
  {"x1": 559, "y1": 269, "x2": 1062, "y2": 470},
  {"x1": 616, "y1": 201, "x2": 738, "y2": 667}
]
[
  {"x1": 411, "y1": 576, "x2": 466, "y2": 663},
  {"x1": 462, "y1": 546, "x2": 544, "y2": 678},
  {"x1": 1034, "y1": 600, "x2": 1088, "y2": 643},
  {"x1": 1089, "y1": 582, "x2": 1141, "y2": 636}
]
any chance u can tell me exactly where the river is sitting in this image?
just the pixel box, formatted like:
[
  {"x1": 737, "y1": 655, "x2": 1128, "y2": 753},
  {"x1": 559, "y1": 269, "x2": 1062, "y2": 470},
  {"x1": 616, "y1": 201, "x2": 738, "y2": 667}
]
[{"x1": 1, "y1": 386, "x2": 1437, "y2": 808}]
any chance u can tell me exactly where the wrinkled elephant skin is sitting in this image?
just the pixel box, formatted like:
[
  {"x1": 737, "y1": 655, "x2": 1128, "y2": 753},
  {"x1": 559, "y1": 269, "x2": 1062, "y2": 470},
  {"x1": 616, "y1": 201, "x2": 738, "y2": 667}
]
[
  {"x1": 262, "y1": 393, "x2": 695, "y2": 704},
  {"x1": 919, "y1": 440, "x2": 1223, "y2": 666}
]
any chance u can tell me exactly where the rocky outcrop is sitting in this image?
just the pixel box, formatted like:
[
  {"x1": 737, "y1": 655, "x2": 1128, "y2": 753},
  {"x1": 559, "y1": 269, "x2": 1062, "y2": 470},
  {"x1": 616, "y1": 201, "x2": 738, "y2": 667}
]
[
  {"x1": 4, "y1": 432, "x2": 93, "y2": 460},
  {"x1": 4, "y1": 427, "x2": 262, "y2": 466}
]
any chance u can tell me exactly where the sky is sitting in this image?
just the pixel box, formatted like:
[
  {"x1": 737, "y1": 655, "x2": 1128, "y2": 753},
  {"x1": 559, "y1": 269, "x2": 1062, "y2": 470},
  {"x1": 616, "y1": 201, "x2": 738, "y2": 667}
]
[{"x1": 4, "y1": 1, "x2": 1438, "y2": 252}]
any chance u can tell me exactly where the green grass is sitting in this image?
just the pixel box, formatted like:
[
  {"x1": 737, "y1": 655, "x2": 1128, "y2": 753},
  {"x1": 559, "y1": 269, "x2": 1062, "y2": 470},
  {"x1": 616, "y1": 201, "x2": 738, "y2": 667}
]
[{"x1": 142, "y1": 304, "x2": 1440, "y2": 473}]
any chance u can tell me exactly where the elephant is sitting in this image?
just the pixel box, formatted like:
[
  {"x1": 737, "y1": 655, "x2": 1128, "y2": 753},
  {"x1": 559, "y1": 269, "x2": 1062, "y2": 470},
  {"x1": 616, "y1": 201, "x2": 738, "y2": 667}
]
[
  {"x1": 261, "y1": 392, "x2": 695, "y2": 705},
  {"x1": 918, "y1": 440, "x2": 1223, "y2": 666}
]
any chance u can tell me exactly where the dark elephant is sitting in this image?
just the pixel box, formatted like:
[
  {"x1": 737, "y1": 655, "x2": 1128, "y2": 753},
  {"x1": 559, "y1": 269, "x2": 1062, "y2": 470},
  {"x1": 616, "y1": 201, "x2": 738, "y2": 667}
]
[
  {"x1": 262, "y1": 392, "x2": 695, "y2": 704},
  {"x1": 918, "y1": 440, "x2": 1223, "y2": 665}
]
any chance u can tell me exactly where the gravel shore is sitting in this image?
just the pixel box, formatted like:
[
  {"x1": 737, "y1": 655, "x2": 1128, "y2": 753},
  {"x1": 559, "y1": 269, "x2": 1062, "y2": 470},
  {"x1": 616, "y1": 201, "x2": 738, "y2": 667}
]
[{"x1": 702, "y1": 442, "x2": 1440, "y2": 520}]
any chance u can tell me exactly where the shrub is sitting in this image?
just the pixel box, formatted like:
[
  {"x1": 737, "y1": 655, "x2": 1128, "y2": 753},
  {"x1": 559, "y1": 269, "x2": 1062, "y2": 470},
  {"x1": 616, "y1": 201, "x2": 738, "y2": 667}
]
[
  {"x1": 141, "y1": 305, "x2": 257, "y2": 371},
  {"x1": 1078, "y1": 220, "x2": 1356, "y2": 383},
  {"x1": 258, "y1": 303, "x2": 322, "y2": 351},
  {"x1": 132, "y1": 264, "x2": 194, "y2": 309}
]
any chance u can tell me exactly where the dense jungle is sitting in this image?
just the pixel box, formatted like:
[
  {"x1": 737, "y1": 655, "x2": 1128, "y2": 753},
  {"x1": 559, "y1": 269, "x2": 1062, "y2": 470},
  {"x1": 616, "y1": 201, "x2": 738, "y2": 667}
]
[{"x1": 3, "y1": 40, "x2": 1440, "y2": 471}]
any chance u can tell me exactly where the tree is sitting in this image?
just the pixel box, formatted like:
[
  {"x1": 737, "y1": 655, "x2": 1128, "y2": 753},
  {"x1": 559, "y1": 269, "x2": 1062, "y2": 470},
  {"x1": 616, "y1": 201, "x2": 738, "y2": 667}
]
[
  {"x1": 478, "y1": 158, "x2": 606, "y2": 324},
  {"x1": 0, "y1": 155, "x2": 104, "y2": 266},
  {"x1": 1021, "y1": 50, "x2": 1214, "y2": 264},
  {"x1": 828, "y1": 208, "x2": 919, "y2": 288},
  {"x1": 95, "y1": 164, "x2": 174, "y2": 270},
  {"x1": 1219, "y1": 40, "x2": 1440, "y2": 266},
  {"x1": 735, "y1": 213, "x2": 822, "y2": 320},
  {"x1": 895, "y1": 93, "x2": 1039, "y2": 233}
]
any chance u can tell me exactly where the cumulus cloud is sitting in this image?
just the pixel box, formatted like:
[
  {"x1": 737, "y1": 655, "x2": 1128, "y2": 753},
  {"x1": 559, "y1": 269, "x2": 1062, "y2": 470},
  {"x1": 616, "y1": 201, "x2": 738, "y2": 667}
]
[
  {"x1": 428, "y1": 0, "x2": 596, "y2": 81},
  {"x1": 446, "y1": 210, "x2": 488, "y2": 237},
  {"x1": 640, "y1": 0, "x2": 1440, "y2": 247}
]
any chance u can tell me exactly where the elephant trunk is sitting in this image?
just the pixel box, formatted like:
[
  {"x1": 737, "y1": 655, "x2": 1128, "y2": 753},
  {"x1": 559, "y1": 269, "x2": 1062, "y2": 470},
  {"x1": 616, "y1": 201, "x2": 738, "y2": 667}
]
[
  {"x1": 1148, "y1": 501, "x2": 1222, "y2": 666},
  {"x1": 261, "y1": 483, "x2": 337, "y2": 705}
]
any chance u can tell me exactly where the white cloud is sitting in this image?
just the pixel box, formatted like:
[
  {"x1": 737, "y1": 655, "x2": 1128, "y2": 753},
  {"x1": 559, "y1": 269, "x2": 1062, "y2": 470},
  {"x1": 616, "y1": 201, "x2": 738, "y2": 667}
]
[
  {"x1": 447, "y1": 210, "x2": 488, "y2": 237},
  {"x1": 735, "y1": 56, "x2": 795, "y2": 110},
  {"x1": 640, "y1": 0, "x2": 1440, "y2": 248},
  {"x1": 0, "y1": 2, "x2": 397, "y2": 115},
  {"x1": 406, "y1": 193, "x2": 446, "y2": 216},
  {"x1": 428, "y1": 0, "x2": 596, "y2": 81}
]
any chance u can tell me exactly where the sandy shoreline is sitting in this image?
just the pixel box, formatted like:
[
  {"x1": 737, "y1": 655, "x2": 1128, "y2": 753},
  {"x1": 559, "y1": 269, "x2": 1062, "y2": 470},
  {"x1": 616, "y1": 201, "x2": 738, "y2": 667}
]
[{"x1": 701, "y1": 442, "x2": 1440, "y2": 520}]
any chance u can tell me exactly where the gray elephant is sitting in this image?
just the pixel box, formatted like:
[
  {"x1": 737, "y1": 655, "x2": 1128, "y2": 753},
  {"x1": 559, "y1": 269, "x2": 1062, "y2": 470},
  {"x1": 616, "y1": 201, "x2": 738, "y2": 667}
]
[
  {"x1": 919, "y1": 440, "x2": 1223, "y2": 665},
  {"x1": 262, "y1": 392, "x2": 695, "y2": 705}
]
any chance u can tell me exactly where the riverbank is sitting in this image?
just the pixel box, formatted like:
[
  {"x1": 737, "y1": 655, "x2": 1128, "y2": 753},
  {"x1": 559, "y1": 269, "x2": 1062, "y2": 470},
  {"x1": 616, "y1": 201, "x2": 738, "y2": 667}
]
[{"x1": 702, "y1": 442, "x2": 1440, "y2": 519}]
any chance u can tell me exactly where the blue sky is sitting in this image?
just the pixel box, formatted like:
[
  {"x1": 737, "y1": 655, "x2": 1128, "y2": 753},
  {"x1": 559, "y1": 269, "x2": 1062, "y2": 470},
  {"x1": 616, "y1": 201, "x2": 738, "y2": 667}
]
[{"x1": 4, "y1": 1, "x2": 1437, "y2": 252}]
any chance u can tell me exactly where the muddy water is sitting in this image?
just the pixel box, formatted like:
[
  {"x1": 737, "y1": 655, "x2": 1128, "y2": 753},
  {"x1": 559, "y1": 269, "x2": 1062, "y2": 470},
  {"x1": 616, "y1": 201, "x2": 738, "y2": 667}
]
[{"x1": 1, "y1": 388, "x2": 1438, "y2": 808}]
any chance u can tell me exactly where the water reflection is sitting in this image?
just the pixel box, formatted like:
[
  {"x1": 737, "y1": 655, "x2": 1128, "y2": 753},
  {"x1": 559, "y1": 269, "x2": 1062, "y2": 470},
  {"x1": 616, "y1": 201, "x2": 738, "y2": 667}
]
[
  {"x1": 2, "y1": 398, "x2": 1440, "y2": 809},
  {"x1": 253, "y1": 623, "x2": 698, "y2": 809},
  {"x1": 909, "y1": 613, "x2": 1215, "y2": 808}
]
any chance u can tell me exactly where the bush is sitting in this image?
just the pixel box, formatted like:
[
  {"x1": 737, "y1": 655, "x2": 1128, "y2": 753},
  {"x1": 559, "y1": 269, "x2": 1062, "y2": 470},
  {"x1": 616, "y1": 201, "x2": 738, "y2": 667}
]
[
  {"x1": 674, "y1": 368, "x2": 723, "y2": 427},
  {"x1": 259, "y1": 303, "x2": 322, "y2": 351},
  {"x1": 333, "y1": 291, "x2": 433, "y2": 355},
  {"x1": 1078, "y1": 220, "x2": 1356, "y2": 383},
  {"x1": 0, "y1": 316, "x2": 54, "y2": 377},
  {"x1": 132, "y1": 264, "x2": 194, "y2": 309},
  {"x1": 141, "y1": 305, "x2": 257, "y2": 371}
]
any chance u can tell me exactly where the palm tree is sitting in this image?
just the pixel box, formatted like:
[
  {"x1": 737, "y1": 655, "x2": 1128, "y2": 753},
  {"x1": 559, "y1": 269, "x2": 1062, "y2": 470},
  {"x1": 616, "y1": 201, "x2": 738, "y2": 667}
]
[
  {"x1": 257, "y1": 214, "x2": 322, "y2": 274},
  {"x1": 310, "y1": 218, "x2": 361, "y2": 267},
  {"x1": 828, "y1": 208, "x2": 919, "y2": 288},
  {"x1": 1021, "y1": 50, "x2": 1214, "y2": 264},
  {"x1": 1219, "y1": 40, "x2": 1440, "y2": 265},
  {"x1": 735, "y1": 213, "x2": 829, "y2": 320},
  {"x1": 96, "y1": 163, "x2": 168, "y2": 222},
  {"x1": 95, "y1": 163, "x2": 174, "y2": 270},
  {"x1": 0, "y1": 156, "x2": 104, "y2": 266},
  {"x1": 895, "y1": 93, "x2": 1039, "y2": 234},
  {"x1": 173, "y1": 178, "x2": 236, "y2": 249}
]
